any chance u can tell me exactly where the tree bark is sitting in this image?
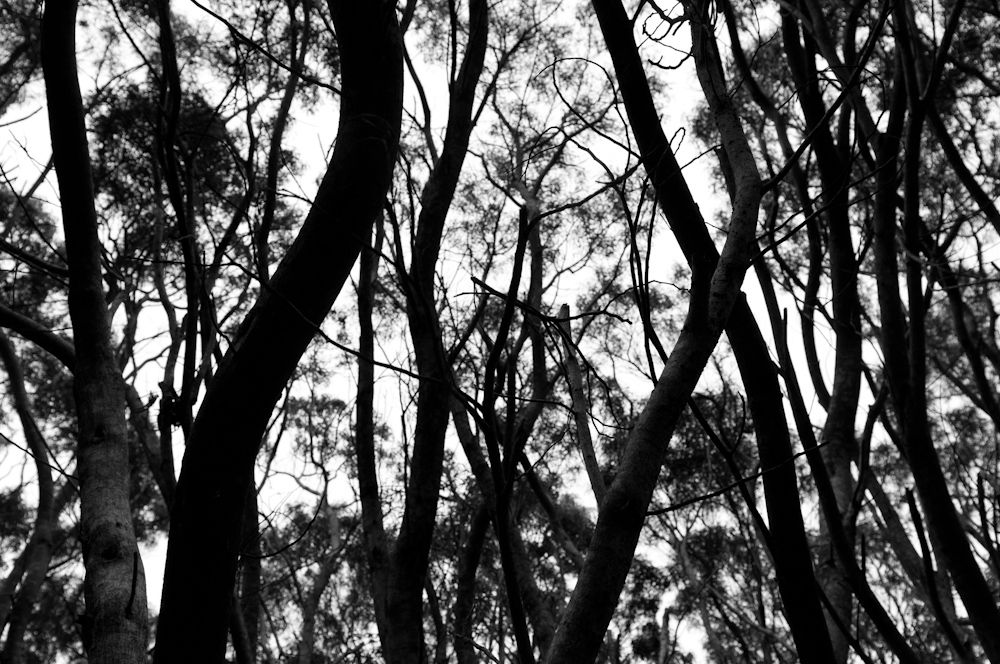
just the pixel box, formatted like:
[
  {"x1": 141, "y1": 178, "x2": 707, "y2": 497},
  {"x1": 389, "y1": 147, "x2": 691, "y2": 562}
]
[
  {"x1": 760, "y1": 268, "x2": 921, "y2": 664},
  {"x1": 153, "y1": 2, "x2": 402, "y2": 659},
  {"x1": 256, "y1": 0, "x2": 312, "y2": 282},
  {"x1": 239, "y1": 489, "x2": 262, "y2": 660},
  {"x1": 41, "y1": 0, "x2": 148, "y2": 659},
  {"x1": 510, "y1": 514, "x2": 558, "y2": 657},
  {"x1": 298, "y1": 502, "x2": 338, "y2": 664}
]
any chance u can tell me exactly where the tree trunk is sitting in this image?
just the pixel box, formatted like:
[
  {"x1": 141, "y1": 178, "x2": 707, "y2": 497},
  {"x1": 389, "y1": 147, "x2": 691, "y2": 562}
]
[
  {"x1": 153, "y1": 2, "x2": 402, "y2": 659},
  {"x1": 453, "y1": 504, "x2": 489, "y2": 664},
  {"x1": 546, "y1": 2, "x2": 761, "y2": 661},
  {"x1": 559, "y1": 304, "x2": 605, "y2": 506},
  {"x1": 871, "y1": 14, "x2": 1000, "y2": 657},
  {"x1": 354, "y1": 1, "x2": 488, "y2": 660},
  {"x1": 779, "y1": 10, "x2": 864, "y2": 657},
  {"x1": 554, "y1": 2, "x2": 833, "y2": 663},
  {"x1": 239, "y1": 489, "x2": 262, "y2": 660},
  {"x1": 41, "y1": 0, "x2": 148, "y2": 659},
  {"x1": 510, "y1": 513, "x2": 557, "y2": 657}
]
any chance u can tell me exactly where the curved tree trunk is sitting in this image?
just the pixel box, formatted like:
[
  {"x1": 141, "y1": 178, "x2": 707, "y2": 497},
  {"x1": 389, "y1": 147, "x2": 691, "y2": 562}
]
[
  {"x1": 870, "y1": 9, "x2": 1000, "y2": 658},
  {"x1": 546, "y1": 1, "x2": 763, "y2": 661},
  {"x1": 297, "y1": 501, "x2": 338, "y2": 664},
  {"x1": 778, "y1": 10, "x2": 865, "y2": 657},
  {"x1": 550, "y1": 2, "x2": 833, "y2": 662},
  {"x1": 153, "y1": 2, "x2": 403, "y2": 659}
]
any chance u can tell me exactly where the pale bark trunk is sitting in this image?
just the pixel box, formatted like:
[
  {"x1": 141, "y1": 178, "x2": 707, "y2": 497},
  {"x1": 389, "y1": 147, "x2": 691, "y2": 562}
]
[{"x1": 41, "y1": 0, "x2": 148, "y2": 659}]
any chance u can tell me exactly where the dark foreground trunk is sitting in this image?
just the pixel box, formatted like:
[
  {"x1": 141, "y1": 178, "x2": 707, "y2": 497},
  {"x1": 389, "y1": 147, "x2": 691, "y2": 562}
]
[{"x1": 153, "y1": 2, "x2": 402, "y2": 659}]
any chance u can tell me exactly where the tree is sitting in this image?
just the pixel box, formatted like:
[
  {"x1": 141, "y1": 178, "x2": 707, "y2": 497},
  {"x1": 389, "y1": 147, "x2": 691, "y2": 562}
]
[
  {"x1": 40, "y1": 0, "x2": 148, "y2": 658},
  {"x1": 153, "y1": 1, "x2": 403, "y2": 659}
]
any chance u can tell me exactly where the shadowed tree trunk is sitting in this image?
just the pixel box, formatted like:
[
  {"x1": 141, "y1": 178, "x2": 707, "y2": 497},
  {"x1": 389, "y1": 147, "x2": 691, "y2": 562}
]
[
  {"x1": 778, "y1": 8, "x2": 864, "y2": 657},
  {"x1": 864, "y1": 1, "x2": 1000, "y2": 657},
  {"x1": 453, "y1": 504, "x2": 490, "y2": 664},
  {"x1": 546, "y1": 0, "x2": 766, "y2": 661},
  {"x1": 238, "y1": 489, "x2": 262, "y2": 660},
  {"x1": 547, "y1": 2, "x2": 835, "y2": 663},
  {"x1": 40, "y1": 0, "x2": 148, "y2": 660},
  {"x1": 354, "y1": 0, "x2": 488, "y2": 661},
  {"x1": 872, "y1": 55, "x2": 1000, "y2": 664},
  {"x1": 153, "y1": 2, "x2": 403, "y2": 659}
]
